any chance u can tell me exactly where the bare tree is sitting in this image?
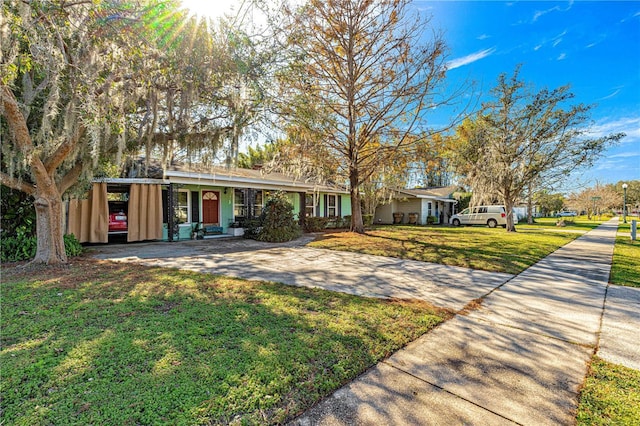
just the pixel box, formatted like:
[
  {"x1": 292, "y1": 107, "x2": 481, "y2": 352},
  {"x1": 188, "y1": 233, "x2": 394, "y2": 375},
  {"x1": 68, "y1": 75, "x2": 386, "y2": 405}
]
[
  {"x1": 567, "y1": 183, "x2": 622, "y2": 219},
  {"x1": 278, "y1": 0, "x2": 449, "y2": 232},
  {"x1": 452, "y1": 67, "x2": 624, "y2": 231}
]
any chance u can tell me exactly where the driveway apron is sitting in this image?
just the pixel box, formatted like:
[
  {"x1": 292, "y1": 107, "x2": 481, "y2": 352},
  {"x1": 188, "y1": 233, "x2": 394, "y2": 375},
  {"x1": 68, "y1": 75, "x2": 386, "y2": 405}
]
[
  {"x1": 92, "y1": 236, "x2": 512, "y2": 312},
  {"x1": 291, "y1": 220, "x2": 619, "y2": 425}
]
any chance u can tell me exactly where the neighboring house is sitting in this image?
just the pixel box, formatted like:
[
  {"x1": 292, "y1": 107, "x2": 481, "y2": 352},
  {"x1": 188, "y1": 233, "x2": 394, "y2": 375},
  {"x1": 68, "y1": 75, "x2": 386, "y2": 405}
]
[
  {"x1": 65, "y1": 163, "x2": 350, "y2": 243},
  {"x1": 374, "y1": 186, "x2": 458, "y2": 225}
]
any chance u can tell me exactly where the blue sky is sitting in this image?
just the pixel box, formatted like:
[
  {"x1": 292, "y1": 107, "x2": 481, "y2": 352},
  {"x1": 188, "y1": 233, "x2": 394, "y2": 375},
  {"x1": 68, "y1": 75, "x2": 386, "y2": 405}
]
[{"x1": 415, "y1": 1, "x2": 640, "y2": 191}]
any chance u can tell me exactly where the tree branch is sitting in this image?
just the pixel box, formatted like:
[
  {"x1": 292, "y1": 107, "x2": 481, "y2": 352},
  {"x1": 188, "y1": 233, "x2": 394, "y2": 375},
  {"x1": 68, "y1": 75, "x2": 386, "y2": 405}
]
[
  {"x1": 0, "y1": 172, "x2": 36, "y2": 195},
  {"x1": 1, "y1": 85, "x2": 34, "y2": 154},
  {"x1": 2, "y1": 84, "x2": 56, "y2": 193},
  {"x1": 44, "y1": 124, "x2": 85, "y2": 174},
  {"x1": 58, "y1": 161, "x2": 85, "y2": 194}
]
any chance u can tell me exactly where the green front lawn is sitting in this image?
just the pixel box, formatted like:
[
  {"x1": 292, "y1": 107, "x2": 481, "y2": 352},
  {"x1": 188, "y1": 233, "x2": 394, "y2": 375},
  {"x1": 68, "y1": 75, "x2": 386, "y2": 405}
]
[
  {"x1": 308, "y1": 225, "x2": 582, "y2": 274},
  {"x1": 577, "y1": 357, "x2": 640, "y2": 425},
  {"x1": 1, "y1": 259, "x2": 449, "y2": 425},
  {"x1": 611, "y1": 221, "x2": 640, "y2": 287}
]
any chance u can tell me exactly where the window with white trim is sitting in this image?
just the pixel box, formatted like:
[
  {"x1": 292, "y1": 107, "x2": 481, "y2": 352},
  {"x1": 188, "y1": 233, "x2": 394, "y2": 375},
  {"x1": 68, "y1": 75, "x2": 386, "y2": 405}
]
[
  {"x1": 176, "y1": 190, "x2": 190, "y2": 224},
  {"x1": 327, "y1": 194, "x2": 338, "y2": 217},
  {"x1": 234, "y1": 189, "x2": 246, "y2": 219},
  {"x1": 305, "y1": 194, "x2": 317, "y2": 217},
  {"x1": 254, "y1": 190, "x2": 264, "y2": 217}
]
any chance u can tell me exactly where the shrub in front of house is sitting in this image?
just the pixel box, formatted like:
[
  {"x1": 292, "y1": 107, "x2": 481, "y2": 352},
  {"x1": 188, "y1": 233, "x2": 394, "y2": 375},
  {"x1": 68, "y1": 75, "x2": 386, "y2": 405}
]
[
  {"x1": 426, "y1": 216, "x2": 437, "y2": 225},
  {"x1": 363, "y1": 214, "x2": 374, "y2": 226},
  {"x1": 304, "y1": 217, "x2": 331, "y2": 232},
  {"x1": 1, "y1": 233, "x2": 83, "y2": 262},
  {"x1": 255, "y1": 192, "x2": 301, "y2": 242}
]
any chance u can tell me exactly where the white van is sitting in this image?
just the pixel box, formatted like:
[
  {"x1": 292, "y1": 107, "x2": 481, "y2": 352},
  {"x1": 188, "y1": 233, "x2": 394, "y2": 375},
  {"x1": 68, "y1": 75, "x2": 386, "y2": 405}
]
[{"x1": 449, "y1": 205, "x2": 513, "y2": 228}]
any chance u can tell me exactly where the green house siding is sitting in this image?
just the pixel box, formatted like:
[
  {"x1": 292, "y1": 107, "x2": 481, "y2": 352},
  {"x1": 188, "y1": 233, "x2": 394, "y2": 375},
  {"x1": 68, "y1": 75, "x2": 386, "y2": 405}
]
[
  {"x1": 316, "y1": 193, "x2": 351, "y2": 218},
  {"x1": 162, "y1": 185, "x2": 231, "y2": 241},
  {"x1": 161, "y1": 187, "x2": 350, "y2": 241}
]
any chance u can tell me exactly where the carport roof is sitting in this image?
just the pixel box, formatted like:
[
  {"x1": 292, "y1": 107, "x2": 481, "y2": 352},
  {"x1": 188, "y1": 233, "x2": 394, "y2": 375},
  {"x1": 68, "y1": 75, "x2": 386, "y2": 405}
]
[{"x1": 394, "y1": 186, "x2": 458, "y2": 201}]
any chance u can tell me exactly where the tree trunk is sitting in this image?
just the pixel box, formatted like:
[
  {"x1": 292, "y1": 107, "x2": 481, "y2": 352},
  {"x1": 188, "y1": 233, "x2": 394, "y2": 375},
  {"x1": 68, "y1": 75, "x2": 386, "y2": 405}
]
[
  {"x1": 32, "y1": 189, "x2": 67, "y2": 264},
  {"x1": 504, "y1": 197, "x2": 517, "y2": 232},
  {"x1": 527, "y1": 190, "x2": 534, "y2": 224},
  {"x1": 349, "y1": 168, "x2": 364, "y2": 233}
]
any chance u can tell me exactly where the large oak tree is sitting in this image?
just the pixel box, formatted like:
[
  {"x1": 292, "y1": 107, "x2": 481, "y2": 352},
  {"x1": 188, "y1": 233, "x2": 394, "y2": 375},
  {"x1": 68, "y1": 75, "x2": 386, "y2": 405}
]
[
  {"x1": 1, "y1": 1, "x2": 261, "y2": 264},
  {"x1": 1, "y1": 1, "x2": 166, "y2": 264}
]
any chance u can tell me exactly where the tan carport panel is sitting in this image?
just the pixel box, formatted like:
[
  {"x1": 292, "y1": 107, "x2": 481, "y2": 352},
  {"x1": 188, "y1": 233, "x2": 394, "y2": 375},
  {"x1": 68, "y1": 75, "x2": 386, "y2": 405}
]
[
  {"x1": 127, "y1": 183, "x2": 163, "y2": 242},
  {"x1": 67, "y1": 182, "x2": 108, "y2": 243}
]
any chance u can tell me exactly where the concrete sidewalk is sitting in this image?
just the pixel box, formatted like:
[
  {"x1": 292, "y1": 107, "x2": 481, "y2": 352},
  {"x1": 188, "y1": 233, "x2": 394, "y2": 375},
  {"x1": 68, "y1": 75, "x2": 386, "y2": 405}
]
[{"x1": 291, "y1": 219, "x2": 626, "y2": 425}]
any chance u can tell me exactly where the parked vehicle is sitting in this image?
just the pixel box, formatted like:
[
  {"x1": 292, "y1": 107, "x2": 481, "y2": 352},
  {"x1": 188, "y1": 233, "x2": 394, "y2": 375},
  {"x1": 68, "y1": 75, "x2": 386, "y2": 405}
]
[
  {"x1": 555, "y1": 211, "x2": 577, "y2": 217},
  {"x1": 109, "y1": 211, "x2": 128, "y2": 232},
  {"x1": 450, "y1": 205, "x2": 514, "y2": 228}
]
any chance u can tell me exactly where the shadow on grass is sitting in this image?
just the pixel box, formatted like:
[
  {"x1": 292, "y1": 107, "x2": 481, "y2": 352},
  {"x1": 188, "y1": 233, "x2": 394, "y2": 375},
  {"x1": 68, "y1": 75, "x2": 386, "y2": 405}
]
[
  {"x1": 318, "y1": 228, "x2": 542, "y2": 274},
  {"x1": 1, "y1": 260, "x2": 446, "y2": 425}
]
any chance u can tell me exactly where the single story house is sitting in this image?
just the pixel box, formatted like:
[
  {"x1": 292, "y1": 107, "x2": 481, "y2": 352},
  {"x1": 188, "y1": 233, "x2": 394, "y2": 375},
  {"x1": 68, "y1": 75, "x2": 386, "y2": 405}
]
[
  {"x1": 65, "y1": 164, "x2": 350, "y2": 243},
  {"x1": 374, "y1": 186, "x2": 458, "y2": 225}
]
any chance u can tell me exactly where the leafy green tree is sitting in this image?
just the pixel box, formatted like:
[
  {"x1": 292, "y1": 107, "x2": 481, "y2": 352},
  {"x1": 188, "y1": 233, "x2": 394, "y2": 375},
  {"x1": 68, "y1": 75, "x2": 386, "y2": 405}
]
[
  {"x1": 237, "y1": 142, "x2": 279, "y2": 169},
  {"x1": 452, "y1": 67, "x2": 624, "y2": 231},
  {"x1": 534, "y1": 191, "x2": 565, "y2": 217},
  {"x1": 1, "y1": 185, "x2": 35, "y2": 237},
  {"x1": 134, "y1": 16, "x2": 272, "y2": 169},
  {"x1": 1, "y1": 1, "x2": 269, "y2": 264},
  {"x1": 614, "y1": 180, "x2": 640, "y2": 216}
]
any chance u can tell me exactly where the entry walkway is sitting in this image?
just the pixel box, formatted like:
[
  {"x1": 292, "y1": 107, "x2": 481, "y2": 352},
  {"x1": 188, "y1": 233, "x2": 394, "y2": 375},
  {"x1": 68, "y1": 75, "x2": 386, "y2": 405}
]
[{"x1": 291, "y1": 219, "x2": 628, "y2": 425}]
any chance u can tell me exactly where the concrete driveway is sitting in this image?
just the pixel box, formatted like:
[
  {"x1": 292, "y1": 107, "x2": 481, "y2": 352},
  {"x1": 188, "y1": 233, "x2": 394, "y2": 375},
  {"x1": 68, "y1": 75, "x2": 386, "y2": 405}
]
[{"x1": 91, "y1": 234, "x2": 513, "y2": 312}]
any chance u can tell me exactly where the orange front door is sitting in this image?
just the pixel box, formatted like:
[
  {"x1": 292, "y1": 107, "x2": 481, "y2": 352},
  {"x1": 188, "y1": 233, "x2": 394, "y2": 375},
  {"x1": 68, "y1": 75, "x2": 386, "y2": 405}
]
[{"x1": 202, "y1": 191, "x2": 220, "y2": 224}]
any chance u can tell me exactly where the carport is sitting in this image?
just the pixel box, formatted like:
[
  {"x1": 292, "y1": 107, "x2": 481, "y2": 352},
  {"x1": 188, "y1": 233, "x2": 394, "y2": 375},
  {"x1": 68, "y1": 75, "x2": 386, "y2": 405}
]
[{"x1": 66, "y1": 178, "x2": 166, "y2": 243}]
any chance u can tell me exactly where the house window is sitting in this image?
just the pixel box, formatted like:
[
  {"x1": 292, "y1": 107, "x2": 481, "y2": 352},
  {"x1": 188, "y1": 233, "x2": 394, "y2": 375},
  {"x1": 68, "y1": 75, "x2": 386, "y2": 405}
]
[
  {"x1": 234, "y1": 189, "x2": 246, "y2": 219},
  {"x1": 177, "y1": 190, "x2": 190, "y2": 224},
  {"x1": 427, "y1": 202, "x2": 432, "y2": 217},
  {"x1": 234, "y1": 189, "x2": 264, "y2": 219},
  {"x1": 202, "y1": 191, "x2": 217, "y2": 201},
  {"x1": 327, "y1": 194, "x2": 338, "y2": 217},
  {"x1": 254, "y1": 190, "x2": 264, "y2": 217},
  {"x1": 305, "y1": 194, "x2": 317, "y2": 217}
]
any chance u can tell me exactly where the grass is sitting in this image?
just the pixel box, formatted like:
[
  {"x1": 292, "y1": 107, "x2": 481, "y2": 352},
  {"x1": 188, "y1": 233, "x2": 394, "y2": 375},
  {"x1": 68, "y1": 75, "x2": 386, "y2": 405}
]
[
  {"x1": 611, "y1": 221, "x2": 640, "y2": 287},
  {"x1": 577, "y1": 357, "x2": 640, "y2": 425},
  {"x1": 576, "y1": 220, "x2": 640, "y2": 425},
  {"x1": 308, "y1": 224, "x2": 583, "y2": 274},
  {"x1": 0, "y1": 259, "x2": 450, "y2": 425},
  {"x1": 518, "y1": 216, "x2": 607, "y2": 231}
]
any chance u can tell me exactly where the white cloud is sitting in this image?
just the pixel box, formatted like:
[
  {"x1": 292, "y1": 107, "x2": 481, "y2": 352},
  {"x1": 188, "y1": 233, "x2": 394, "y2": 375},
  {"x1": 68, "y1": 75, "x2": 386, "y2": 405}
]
[
  {"x1": 557, "y1": 53, "x2": 566, "y2": 60},
  {"x1": 590, "y1": 116, "x2": 640, "y2": 143},
  {"x1": 446, "y1": 48, "x2": 496, "y2": 70},
  {"x1": 477, "y1": 34, "x2": 491, "y2": 40},
  {"x1": 608, "y1": 151, "x2": 640, "y2": 159},
  {"x1": 534, "y1": 44, "x2": 543, "y2": 51},
  {"x1": 532, "y1": 1, "x2": 574, "y2": 22},
  {"x1": 597, "y1": 89, "x2": 622, "y2": 101}
]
